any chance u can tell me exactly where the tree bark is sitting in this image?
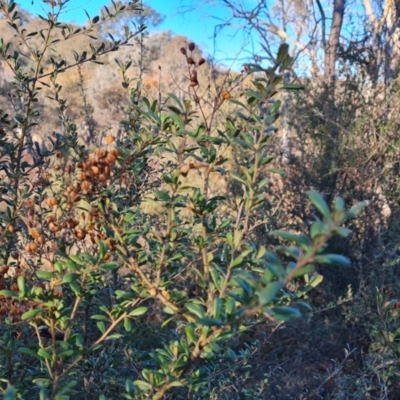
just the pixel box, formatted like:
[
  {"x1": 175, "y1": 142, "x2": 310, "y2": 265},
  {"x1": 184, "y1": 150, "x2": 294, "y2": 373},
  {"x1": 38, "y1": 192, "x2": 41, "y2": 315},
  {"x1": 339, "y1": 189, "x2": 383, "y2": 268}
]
[{"x1": 324, "y1": 0, "x2": 345, "y2": 86}]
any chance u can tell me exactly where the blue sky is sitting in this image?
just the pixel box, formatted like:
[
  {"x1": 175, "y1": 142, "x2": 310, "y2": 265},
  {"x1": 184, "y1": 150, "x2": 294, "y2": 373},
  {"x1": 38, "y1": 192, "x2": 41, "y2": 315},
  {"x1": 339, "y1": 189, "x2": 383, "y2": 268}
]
[{"x1": 15, "y1": 0, "x2": 254, "y2": 69}]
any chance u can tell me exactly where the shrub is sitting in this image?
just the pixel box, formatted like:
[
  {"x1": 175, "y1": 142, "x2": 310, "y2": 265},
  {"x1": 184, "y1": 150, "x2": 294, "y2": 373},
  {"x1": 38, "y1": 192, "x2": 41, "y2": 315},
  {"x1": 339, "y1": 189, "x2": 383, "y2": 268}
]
[{"x1": 0, "y1": 1, "x2": 366, "y2": 398}]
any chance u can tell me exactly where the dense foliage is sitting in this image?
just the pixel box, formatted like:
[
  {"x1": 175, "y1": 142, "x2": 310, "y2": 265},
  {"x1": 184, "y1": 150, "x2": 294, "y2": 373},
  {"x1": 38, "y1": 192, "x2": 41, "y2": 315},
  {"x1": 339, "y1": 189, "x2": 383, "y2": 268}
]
[{"x1": 0, "y1": 0, "x2": 381, "y2": 399}]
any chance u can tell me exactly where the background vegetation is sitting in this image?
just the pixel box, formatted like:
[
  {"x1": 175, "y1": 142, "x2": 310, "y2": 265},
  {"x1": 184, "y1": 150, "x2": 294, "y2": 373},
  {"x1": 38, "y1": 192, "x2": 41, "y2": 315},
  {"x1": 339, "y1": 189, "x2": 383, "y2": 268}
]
[{"x1": 0, "y1": 0, "x2": 400, "y2": 399}]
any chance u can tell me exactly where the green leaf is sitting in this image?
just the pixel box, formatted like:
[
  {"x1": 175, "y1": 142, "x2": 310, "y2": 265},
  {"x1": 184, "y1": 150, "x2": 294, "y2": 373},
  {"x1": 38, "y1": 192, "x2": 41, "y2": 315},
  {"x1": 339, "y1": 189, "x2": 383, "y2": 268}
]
[
  {"x1": 63, "y1": 273, "x2": 79, "y2": 283},
  {"x1": 37, "y1": 348, "x2": 52, "y2": 360},
  {"x1": 69, "y1": 254, "x2": 86, "y2": 266},
  {"x1": 291, "y1": 264, "x2": 315, "y2": 278},
  {"x1": 307, "y1": 191, "x2": 332, "y2": 223},
  {"x1": 0, "y1": 290, "x2": 19, "y2": 299},
  {"x1": 269, "y1": 231, "x2": 311, "y2": 248},
  {"x1": 272, "y1": 306, "x2": 301, "y2": 321},
  {"x1": 3, "y1": 385, "x2": 16, "y2": 400},
  {"x1": 314, "y1": 254, "x2": 350, "y2": 266},
  {"x1": 212, "y1": 297, "x2": 222, "y2": 319},
  {"x1": 98, "y1": 240, "x2": 108, "y2": 259},
  {"x1": 36, "y1": 271, "x2": 55, "y2": 280},
  {"x1": 258, "y1": 281, "x2": 283, "y2": 305},
  {"x1": 17, "y1": 275, "x2": 25, "y2": 296},
  {"x1": 283, "y1": 83, "x2": 304, "y2": 90},
  {"x1": 196, "y1": 318, "x2": 223, "y2": 327},
  {"x1": 126, "y1": 379, "x2": 135, "y2": 395},
  {"x1": 96, "y1": 321, "x2": 106, "y2": 333},
  {"x1": 21, "y1": 309, "x2": 43, "y2": 320},
  {"x1": 345, "y1": 201, "x2": 368, "y2": 220},
  {"x1": 185, "y1": 325, "x2": 196, "y2": 344},
  {"x1": 19, "y1": 347, "x2": 41, "y2": 359},
  {"x1": 134, "y1": 380, "x2": 152, "y2": 391},
  {"x1": 185, "y1": 303, "x2": 205, "y2": 319},
  {"x1": 129, "y1": 307, "x2": 148, "y2": 316},
  {"x1": 99, "y1": 262, "x2": 120, "y2": 272},
  {"x1": 309, "y1": 274, "x2": 323, "y2": 287}
]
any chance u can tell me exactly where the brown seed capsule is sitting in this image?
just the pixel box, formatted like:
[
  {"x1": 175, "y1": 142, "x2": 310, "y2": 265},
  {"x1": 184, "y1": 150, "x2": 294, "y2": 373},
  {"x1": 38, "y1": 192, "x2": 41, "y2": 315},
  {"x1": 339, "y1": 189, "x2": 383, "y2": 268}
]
[
  {"x1": 106, "y1": 154, "x2": 117, "y2": 165},
  {"x1": 188, "y1": 42, "x2": 195, "y2": 51},
  {"x1": 81, "y1": 181, "x2": 90, "y2": 192},
  {"x1": 189, "y1": 80, "x2": 199, "y2": 87},
  {"x1": 91, "y1": 166, "x2": 100, "y2": 176},
  {"x1": 46, "y1": 197, "x2": 59, "y2": 207},
  {"x1": 187, "y1": 57, "x2": 196, "y2": 65},
  {"x1": 180, "y1": 47, "x2": 186, "y2": 55},
  {"x1": 25, "y1": 198, "x2": 35, "y2": 208},
  {"x1": 11, "y1": 252, "x2": 19, "y2": 260},
  {"x1": 149, "y1": 288, "x2": 157, "y2": 297},
  {"x1": 48, "y1": 222, "x2": 61, "y2": 232},
  {"x1": 54, "y1": 165, "x2": 61, "y2": 171},
  {"x1": 103, "y1": 253, "x2": 111, "y2": 261},
  {"x1": 36, "y1": 235, "x2": 46, "y2": 245},
  {"x1": 30, "y1": 228, "x2": 40, "y2": 239},
  {"x1": 75, "y1": 228, "x2": 86, "y2": 240},
  {"x1": 198, "y1": 58, "x2": 205, "y2": 66},
  {"x1": 0, "y1": 266, "x2": 9, "y2": 274},
  {"x1": 221, "y1": 90, "x2": 231, "y2": 100},
  {"x1": 25, "y1": 242, "x2": 37, "y2": 253},
  {"x1": 190, "y1": 70, "x2": 197, "y2": 82},
  {"x1": 56, "y1": 151, "x2": 62, "y2": 159},
  {"x1": 99, "y1": 174, "x2": 107, "y2": 183}
]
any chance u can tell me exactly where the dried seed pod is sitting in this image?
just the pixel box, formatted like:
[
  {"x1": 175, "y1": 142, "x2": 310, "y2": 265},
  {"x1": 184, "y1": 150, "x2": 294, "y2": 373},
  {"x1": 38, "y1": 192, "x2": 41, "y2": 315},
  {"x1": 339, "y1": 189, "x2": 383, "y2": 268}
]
[
  {"x1": 221, "y1": 90, "x2": 231, "y2": 100},
  {"x1": 188, "y1": 42, "x2": 195, "y2": 51},
  {"x1": 36, "y1": 235, "x2": 46, "y2": 245},
  {"x1": 180, "y1": 47, "x2": 186, "y2": 55},
  {"x1": 187, "y1": 57, "x2": 196, "y2": 65},
  {"x1": 99, "y1": 174, "x2": 107, "y2": 182},
  {"x1": 54, "y1": 165, "x2": 61, "y2": 171},
  {"x1": 90, "y1": 166, "x2": 100, "y2": 176},
  {"x1": 25, "y1": 242, "x2": 37, "y2": 253},
  {"x1": 48, "y1": 222, "x2": 61, "y2": 232},
  {"x1": 81, "y1": 181, "x2": 90, "y2": 192},
  {"x1": 46, "y1": 197, "x2": 59, "y2": 207},
  {"x1": 190, "y1": 70, "x2": 197, "y2": 82},
  {"x1": 25, "y1": 198, "x2": 35, "y2": 208},
  {"x1": 75, "y1": 228, "x2": 86, "y2": 240},
  {"x1": 30, "y1": 228, "x2": 40, "y2": 239},
  {"x1": 189, "y1": 80, "x2": 199, "y2": 87},
  {"x1": 198, "y1": 58, "x2": 205, "y2": 66},
  {"x1": 106, "y1": 154, "x2": 117, "y2": 165},
  {"x1": 0, "y1": 266, "x2": 9, "y2": 274}
]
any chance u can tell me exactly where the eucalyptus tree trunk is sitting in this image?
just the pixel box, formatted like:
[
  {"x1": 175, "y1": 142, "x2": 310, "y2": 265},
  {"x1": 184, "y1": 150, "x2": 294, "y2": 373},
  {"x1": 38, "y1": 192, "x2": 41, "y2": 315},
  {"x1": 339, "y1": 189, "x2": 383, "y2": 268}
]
[{"x1": 323, "y1": 0, "x2": 345, "y2": 86}]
